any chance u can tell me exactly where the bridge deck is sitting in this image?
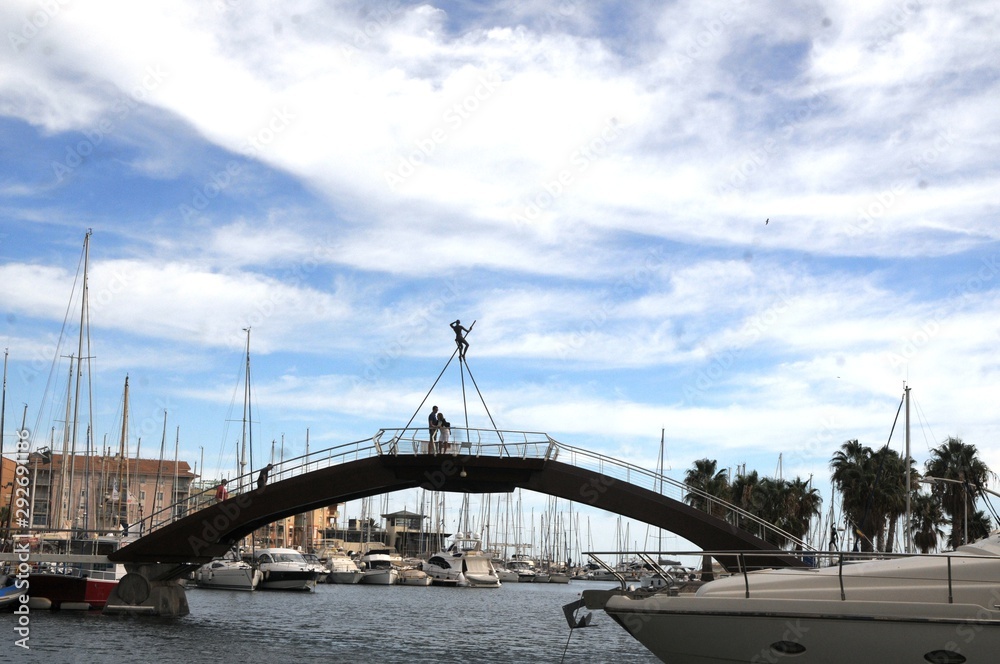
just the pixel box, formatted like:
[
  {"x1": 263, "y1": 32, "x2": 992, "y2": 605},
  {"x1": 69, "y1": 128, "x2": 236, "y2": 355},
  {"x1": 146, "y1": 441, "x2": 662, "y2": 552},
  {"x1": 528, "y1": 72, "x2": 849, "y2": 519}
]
[{"x1": 108, "y1": 430, "x2": 807, "y2": 573}]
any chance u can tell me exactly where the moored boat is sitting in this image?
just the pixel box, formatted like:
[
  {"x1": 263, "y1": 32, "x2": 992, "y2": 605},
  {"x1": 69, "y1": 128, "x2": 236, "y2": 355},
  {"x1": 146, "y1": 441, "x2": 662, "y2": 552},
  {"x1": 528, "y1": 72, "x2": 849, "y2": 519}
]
[
  {"x1": 195, "y1": 549, "x2": 262, "y2": 591},
  {"x1": 326, "y1": 554, "x2": 363, "y2": 584},
  {"x1": 583, "y1": 534, "x2": 1000, "y2": 663},
  {"x1": 359, "y1": 549, "x2": 399, "y2": 585},
  {"x1": 424, "y1": 532, "x2": 501, "y2": 588},
  {"x1": 26, "y1": 535, "x2": 132, "y2": 610},
  {"x1": 398, "y1": 566, "x2": 433, "y2": 586},
  {"x1": 253, "y1": 548, "x2": 321, "y2": 591},
  {"x1": 505, "y1": 558, "x2": 536, "y2": 582}
]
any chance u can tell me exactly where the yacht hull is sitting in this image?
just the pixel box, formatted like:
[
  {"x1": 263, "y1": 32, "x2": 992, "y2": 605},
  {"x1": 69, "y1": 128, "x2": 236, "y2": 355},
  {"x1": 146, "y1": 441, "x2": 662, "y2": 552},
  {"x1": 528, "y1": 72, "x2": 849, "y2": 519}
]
[
  {"x1": 590, "y1": 534, "x2": 1000, "y2": 663},
  {"x1": 328, "y1": 570, "x2": 363, "y2": 584},
  {"x1": 602, "y1": 596, "x2": 1000, "y2": 664},
  {"x1": 360, "y1": 568, "x2": 398, "y2": 585}
]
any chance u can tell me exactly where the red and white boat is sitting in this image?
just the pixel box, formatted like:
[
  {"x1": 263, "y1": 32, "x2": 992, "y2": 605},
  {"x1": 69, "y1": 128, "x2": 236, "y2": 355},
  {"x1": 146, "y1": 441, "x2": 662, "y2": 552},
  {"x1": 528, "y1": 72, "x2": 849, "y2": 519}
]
[{"x1": 27, "y1": 535, "x2": 130, "y2": 611}]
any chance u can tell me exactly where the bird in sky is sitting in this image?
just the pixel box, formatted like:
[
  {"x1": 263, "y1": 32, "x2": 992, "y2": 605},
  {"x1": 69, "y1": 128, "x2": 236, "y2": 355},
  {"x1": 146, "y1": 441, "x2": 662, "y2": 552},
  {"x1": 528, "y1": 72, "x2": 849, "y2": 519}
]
[{"x1": 765, "y1": 218, "x2": 769, "y2": 225}]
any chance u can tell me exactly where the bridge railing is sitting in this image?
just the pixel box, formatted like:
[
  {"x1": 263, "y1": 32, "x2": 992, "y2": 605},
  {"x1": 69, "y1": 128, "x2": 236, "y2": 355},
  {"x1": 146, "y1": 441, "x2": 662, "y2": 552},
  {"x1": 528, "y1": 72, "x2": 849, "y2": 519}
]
[
  {"x1": 373, "y1": 426, "x2": 555, "y2": 459},
  {"x1": 546, "y1": 439, "x2": 813, "y2": 552},
  {"x1": 131, "y1": 437, "x2": 383, "y2": 536},
  {"x1": 127, "y1": 428, "x2": 811, "y2": 554}
]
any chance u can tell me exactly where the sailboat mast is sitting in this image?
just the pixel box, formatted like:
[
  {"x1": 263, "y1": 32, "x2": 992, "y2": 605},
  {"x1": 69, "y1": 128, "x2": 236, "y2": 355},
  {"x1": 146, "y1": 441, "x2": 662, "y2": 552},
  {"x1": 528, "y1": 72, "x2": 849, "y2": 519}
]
[
  {"x1": 57, "y1": 359, "x2": 73, "y2": 528},
  {"x1": 904, "y1": 383, "x2": 912, "y2": 554},
  {"x1": 0, "y1": 349, "x2": 7, "y2": 525},
  {"x1": 67, "y1": 230, "x2": 91, "y2": 530},
  {"x1": 116, "y1": 375, "x2": 130, "y2": 527},
  {"x1": 239, "y1": 327, "x2": 251, "y2": 491},
  {"x1": 152, "y1": 410, "x2": 167, "y2": 521},
  {"x1": 658, "y1": 427, "x2": 664, "y2": 555}
]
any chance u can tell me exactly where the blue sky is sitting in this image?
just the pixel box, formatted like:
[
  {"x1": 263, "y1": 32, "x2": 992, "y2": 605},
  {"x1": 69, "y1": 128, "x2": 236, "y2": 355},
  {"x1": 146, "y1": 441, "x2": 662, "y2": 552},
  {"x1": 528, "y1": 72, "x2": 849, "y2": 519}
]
[{"x1": 1, "y1": 0, "x2": 999, "y2": 552}]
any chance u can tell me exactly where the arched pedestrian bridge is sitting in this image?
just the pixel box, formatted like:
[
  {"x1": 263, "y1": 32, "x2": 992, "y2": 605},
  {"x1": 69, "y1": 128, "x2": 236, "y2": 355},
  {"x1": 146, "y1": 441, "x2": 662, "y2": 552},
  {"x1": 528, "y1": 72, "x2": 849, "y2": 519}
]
[{"x1": 112, "y1": 427, "x2": 810, "y2": 574}]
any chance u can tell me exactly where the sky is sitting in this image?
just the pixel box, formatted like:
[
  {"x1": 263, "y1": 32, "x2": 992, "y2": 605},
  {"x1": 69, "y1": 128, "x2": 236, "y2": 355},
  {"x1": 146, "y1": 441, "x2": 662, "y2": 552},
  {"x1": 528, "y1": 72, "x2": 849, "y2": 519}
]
[{"x1": 1, "y1": 0, "x2": 999, "y2": 555}]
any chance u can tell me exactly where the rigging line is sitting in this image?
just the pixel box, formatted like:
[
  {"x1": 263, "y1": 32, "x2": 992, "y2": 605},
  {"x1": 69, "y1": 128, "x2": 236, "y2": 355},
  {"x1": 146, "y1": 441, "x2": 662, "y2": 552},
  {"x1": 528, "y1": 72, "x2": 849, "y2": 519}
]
[
  {"x1": 911, "y1": 397, "x2": 938, "y2": 454},
  {"x1": 401, "y1": 349, "x2": 458, "y2": 432},
  {"x1": 459, "y1": 351, "x2": 469, "y2": 435},
  {"x1": 462, "y1": 359, "x2": 507, "y2": 450},
  {"x1": 400, "y1": 320, "x2": 477, "y2": 432},
  {"x1": 29, "y1": 234, "x2": 89, "y2": 456},
  {"x1": 559, "y1": 625, "x2": 575, "y2": 663}
]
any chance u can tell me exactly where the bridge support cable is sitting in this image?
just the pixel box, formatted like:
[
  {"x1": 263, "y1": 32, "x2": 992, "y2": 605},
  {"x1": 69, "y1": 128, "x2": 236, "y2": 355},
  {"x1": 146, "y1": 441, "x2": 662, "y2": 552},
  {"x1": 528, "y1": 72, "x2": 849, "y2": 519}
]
[
  {"x1": 400, "y1": 348, "x2": 460, "y2": 438},
  {"x1": 459, "y1": 356, "x2": 508, "y2": 457}
]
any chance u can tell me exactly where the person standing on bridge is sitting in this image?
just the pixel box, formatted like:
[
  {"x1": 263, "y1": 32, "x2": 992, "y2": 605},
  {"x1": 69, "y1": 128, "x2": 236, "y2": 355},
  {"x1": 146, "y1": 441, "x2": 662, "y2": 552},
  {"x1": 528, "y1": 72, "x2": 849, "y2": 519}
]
[
  {"x1": 257, "y1": 463, "x2": 274, "y2": 490},
  {"x1": 428, "y1": 405, "x2": 439, "y2": 454},
  {"x1": 437, "y1": 412, "x2": 451, "y2": 454},
  {"x1": 215, "y1": 478, "x2": 229, "y2": 502}
]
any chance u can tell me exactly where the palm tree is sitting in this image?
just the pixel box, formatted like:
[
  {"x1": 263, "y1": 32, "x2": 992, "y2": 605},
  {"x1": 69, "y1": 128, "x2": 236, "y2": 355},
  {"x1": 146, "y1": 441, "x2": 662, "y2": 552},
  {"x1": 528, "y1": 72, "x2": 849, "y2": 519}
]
[
  {"x1": 909, "y1": 493, "x2": 947, "y2": 554},
  {"x1": 785, "y1": 477, "x2": 822, "y2": 545},
  {"x1": 684, "y1": 459, "x2": 730, "y2": 580},
  {"x1": 871, "y1": 448, "x2": 918, "y2": 553},
  {"x1": 683, "y1": 459, "x2": 730, "y2": 519},
  {"x1": 728, "y1": 470, "x2": 761, "y2": 533},
  {"x1": 968, "y1": 510, "x2": 992, "y2": 543},
  {"x1": 831, "y1": 439, "x2": 878, "y2": 551},
  {"x1": 925, "y1": 437, "x2": 993, "y2": 548}
]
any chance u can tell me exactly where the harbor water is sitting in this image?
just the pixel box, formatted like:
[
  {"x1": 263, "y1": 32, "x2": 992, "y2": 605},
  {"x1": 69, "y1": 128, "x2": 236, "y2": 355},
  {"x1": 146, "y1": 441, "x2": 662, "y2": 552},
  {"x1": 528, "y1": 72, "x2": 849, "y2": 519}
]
[{"x1": 8, "y1": 580, "x2": 659, "y2": 663}]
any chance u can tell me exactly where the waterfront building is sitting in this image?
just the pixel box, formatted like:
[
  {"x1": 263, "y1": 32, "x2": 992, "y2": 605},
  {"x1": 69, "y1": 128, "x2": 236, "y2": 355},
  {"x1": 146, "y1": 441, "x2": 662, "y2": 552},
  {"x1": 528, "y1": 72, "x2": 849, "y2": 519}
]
[{"x1": 25, "y1": 453, "x2": 196, "y2": 533}]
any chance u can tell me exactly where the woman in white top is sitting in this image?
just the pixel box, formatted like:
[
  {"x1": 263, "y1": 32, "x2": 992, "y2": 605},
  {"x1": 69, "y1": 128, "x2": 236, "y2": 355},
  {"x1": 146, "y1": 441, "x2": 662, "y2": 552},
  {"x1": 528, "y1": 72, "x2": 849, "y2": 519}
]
[{"x1": 437, "y1": 413, "x2": 451, "y2": 454}]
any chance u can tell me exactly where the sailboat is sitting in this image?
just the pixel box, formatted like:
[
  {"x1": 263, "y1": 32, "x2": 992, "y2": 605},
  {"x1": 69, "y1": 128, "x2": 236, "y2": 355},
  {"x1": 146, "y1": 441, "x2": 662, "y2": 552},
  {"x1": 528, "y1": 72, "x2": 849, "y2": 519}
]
[{"x1": 26, "y1": 232, "x2": 138, "y2": 610}]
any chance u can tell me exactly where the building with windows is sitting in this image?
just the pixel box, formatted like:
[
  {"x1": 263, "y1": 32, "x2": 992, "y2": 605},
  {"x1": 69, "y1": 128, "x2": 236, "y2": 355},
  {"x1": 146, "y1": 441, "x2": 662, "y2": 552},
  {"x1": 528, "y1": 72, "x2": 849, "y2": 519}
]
[{"x1": 25, "y1": 453, "x2": 196, "y2": 533}]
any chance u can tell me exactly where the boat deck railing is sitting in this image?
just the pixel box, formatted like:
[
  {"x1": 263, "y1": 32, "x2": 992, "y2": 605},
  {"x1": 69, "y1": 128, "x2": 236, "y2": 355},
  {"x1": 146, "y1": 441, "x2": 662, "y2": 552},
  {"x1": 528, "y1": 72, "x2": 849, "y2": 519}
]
[{"x1": 586, "y1": 548, "x2": 997, "y2": 604}]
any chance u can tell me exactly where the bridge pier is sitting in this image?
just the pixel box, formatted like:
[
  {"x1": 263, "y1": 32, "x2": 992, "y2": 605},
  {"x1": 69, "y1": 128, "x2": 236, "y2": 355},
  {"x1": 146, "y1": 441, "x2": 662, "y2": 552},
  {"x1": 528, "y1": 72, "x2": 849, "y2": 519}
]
[{"x1": 103, "y1": 563, "x2": 194, "y2": 617}]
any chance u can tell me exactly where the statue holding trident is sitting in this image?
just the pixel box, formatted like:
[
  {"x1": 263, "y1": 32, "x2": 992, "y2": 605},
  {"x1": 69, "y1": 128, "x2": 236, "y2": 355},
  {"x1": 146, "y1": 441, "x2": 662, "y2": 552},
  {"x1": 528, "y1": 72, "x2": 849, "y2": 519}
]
[{"x1": 450, "y1": 319, "x2": 471, "y2": 359}]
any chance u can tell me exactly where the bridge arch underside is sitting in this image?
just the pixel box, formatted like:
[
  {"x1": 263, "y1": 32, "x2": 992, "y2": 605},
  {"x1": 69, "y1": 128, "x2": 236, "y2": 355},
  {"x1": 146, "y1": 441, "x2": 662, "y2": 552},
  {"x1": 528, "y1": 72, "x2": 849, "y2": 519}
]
[{"x1": 111, "y1": 455, "x2": 803, "y2": 571}]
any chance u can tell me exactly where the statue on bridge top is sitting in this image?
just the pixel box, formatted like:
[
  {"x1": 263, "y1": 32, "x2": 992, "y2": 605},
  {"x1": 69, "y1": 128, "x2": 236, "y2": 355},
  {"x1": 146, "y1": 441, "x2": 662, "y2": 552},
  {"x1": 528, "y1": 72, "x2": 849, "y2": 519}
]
[{"x1": 451, "y1": 319, "x2": 470, "y2": 360}]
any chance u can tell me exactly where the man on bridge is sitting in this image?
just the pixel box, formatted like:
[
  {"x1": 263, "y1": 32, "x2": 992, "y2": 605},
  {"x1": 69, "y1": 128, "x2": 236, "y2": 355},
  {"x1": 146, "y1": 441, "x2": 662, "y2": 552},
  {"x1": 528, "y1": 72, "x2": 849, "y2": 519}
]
[{"x1": 257, "y1": 463, "x2": 274, "y2": 490}]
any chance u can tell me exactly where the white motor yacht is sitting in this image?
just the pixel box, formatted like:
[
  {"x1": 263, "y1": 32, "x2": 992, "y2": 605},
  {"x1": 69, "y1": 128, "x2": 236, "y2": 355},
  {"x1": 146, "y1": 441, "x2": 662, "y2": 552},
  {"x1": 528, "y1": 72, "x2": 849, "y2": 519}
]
[
  {"x1": 359, "y1": 549, "x2": 399, "y2": 585},
  {"x1": 583, "y1": 533, "x2": 1000, "y2": 663},
  {"x1": 424, "y1": 533, "x2": 501, "y2": 588},
  {"x1": 195, "y1": 549, "x2": 262, "y2": 591},
  {"x1": 253, "y1": 548, "x2": 321, "y2": 591},
  {"x1": 505, "y1": 558, "x2": 537, "y2": 582},
  {"x1": 326, "y1": 554, "x2": 363, "y2": 584}
]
